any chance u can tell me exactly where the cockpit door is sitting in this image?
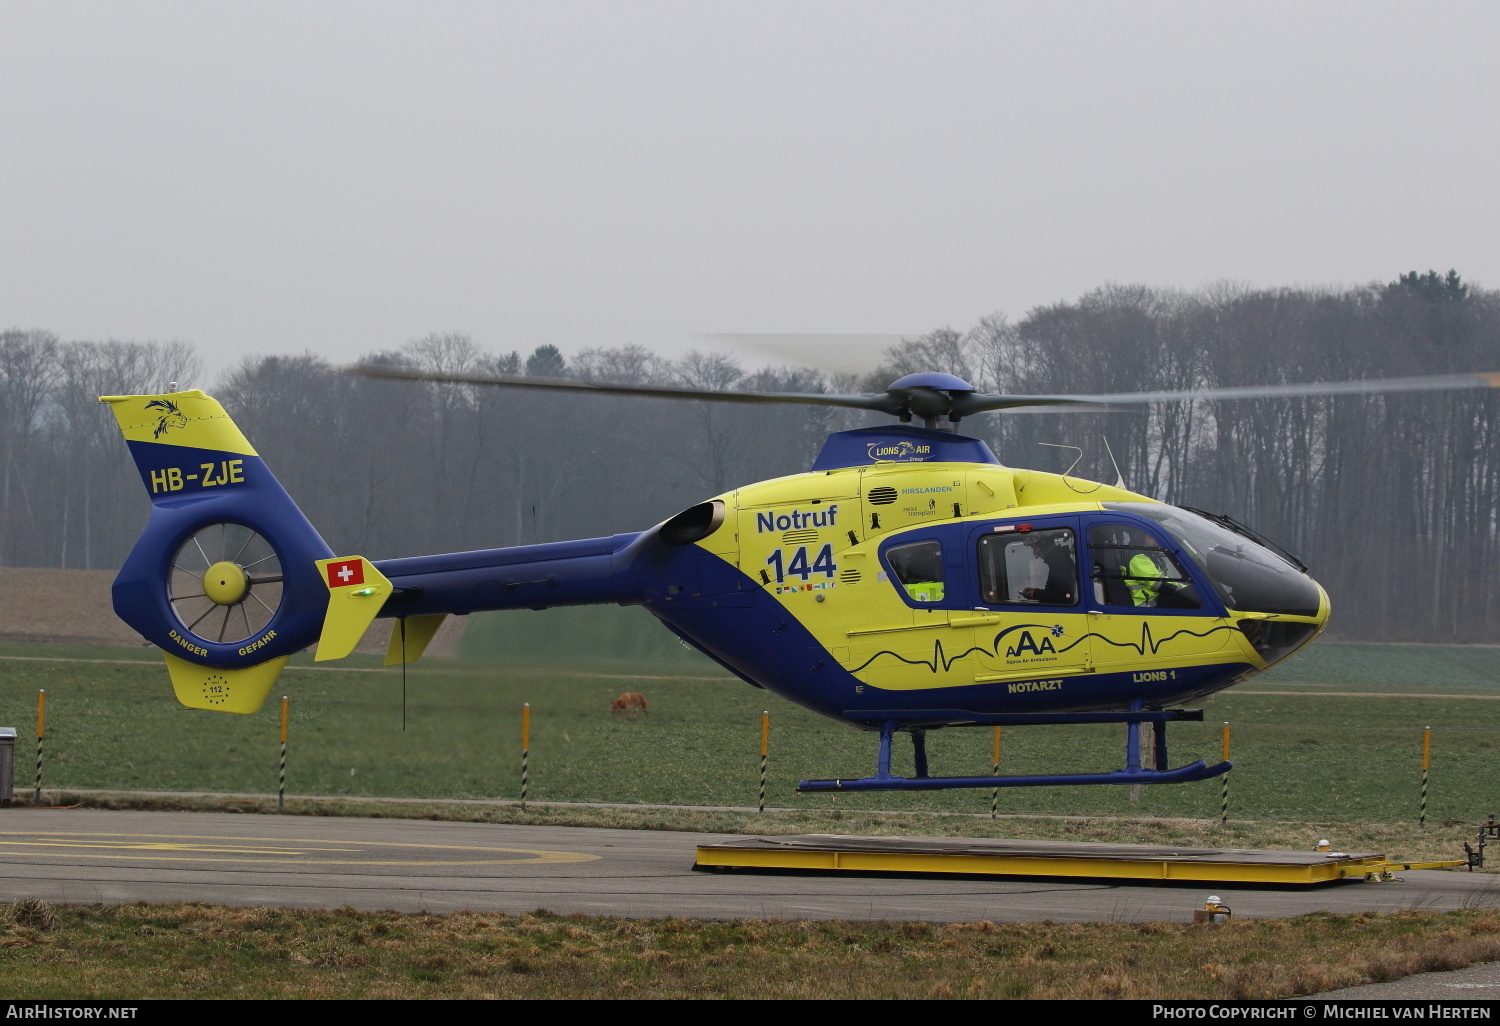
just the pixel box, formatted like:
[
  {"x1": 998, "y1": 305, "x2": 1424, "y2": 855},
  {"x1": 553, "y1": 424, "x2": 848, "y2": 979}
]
[
  {"x1": 965, "y1": 518, "x2": 1093, "y2": 686},
  {"x1": 1083, "y1": 518, "x2": 1231, "y2": 678}
]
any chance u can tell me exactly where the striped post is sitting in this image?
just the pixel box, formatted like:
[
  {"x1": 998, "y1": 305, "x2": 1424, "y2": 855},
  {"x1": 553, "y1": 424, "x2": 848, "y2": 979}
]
[
  {"x1": 1219, "y1": 722, "x2": 1230, "y2": 827},
  {"x1": 520, "y1": 703, "x2": 531, "y2": 811},
  {"x1": 1420, "y1": 726, "x2": 1431, "y2": 829},
  {"x1": 990, "y1": 726, "x2": 1002, "y2": 819},
  {"x1": 759, "y1": 711, "x2": 769, "y2": 814},
  {"x1": 278, "y1": 696, "x2": 288, "y2": 812},
  {"x1": 34, "y1": 690, "x2": 45, "y2": 803}
]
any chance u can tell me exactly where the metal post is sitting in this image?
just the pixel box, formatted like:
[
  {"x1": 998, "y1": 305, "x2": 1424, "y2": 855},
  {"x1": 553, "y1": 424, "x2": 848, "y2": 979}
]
[
  {"x1": 0, "y1": 727, "x2": 15, "y2": 808},
  {"x1": 34, "y1": 690, "x2": 45, "y2": 804},
  {"x1": 278, "y1": 696, "x2": 288, "y2": 812},
  {"x1": 1219, "y1": 722, "x2": 1230, "y2": 827},
  {"x1": 759, "y1": 711, "x2": 768, "y2": 814},
  {"x1": 876, "y1": 720, "x2": 896, "y2": 780},
  {"x1": 520, "y1": 703, "x2": 531, "y2": 811},
  {"x1": 1420, "y1": 725, "x2": 1431, "y2": 829},
  {"x1": 1132, "y1": 721, "x2": 1156, "y2": 802},
  {"x1": 911, "y1": 730, "x2": 929, "y2": 778},
  {"x1": 990, "y1": 726, "x2": 1001, "y2": 819},
  {"x1": 1125, "y1": 718, "x2": 1142, "y2": 771}
]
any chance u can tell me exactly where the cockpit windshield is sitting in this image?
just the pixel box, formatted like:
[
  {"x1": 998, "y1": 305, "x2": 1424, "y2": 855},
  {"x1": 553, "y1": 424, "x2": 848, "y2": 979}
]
[{"x1": 1103, "y1": 503, "x2": 1322, "y2": 617}]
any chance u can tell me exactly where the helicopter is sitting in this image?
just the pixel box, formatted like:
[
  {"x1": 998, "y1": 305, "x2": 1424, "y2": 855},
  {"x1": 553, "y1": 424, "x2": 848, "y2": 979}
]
[{"x1": 99, "y1": 365, "x2": 1500, "y2": 793}]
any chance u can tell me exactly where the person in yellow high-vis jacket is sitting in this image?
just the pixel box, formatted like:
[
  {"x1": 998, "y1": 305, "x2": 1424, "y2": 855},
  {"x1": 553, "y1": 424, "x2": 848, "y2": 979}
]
[{"x1": 1125, "y1": 551, "x2": 1165, "y2": 606}]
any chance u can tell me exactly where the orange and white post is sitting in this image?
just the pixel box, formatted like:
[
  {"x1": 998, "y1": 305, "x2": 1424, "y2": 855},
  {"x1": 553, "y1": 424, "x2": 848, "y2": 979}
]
[
  {"x1": 520, "y1": 703, "x2": 531, "y2": 811},
  {"x1": 990, "y1": 726, "x2": 1002, "y2": 819},
  {"x1": 34, "y1": 689, "x2": 45, "y2": 803},
  {"x1": 1219, "y1": 722, "x2": 1231, "y2": 827},
  {"x1": 278, "y1": 696, "x2": 289, "y2": 812},
  {"x1": 759, "y1": 711, "x2": 769, "y2": 814},
  {"x1": 1420, "y1": 725, "x2": 1432, "y2": 828}
]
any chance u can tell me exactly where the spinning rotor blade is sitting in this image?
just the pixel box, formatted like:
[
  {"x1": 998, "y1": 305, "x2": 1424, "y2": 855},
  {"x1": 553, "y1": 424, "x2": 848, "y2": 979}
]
[
  {"x1": 1052, "y1": 371, "x2": 1500, "y2": 408},
  {"x1": 350, "y1": 363, "x2": 902, "y2": 413},
  {"x1": 350, "y1": 362, "x2": 1500, "y2": 425},
  {"x1": 948, "y1": 371, "x2": 1500, "y2": 416}
]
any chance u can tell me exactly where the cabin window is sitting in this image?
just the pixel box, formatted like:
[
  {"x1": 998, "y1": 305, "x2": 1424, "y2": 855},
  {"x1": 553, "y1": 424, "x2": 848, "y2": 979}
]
[
  {"x1": 885, "y1": 540, "x2": 945, "y2": 602},
  {"x1": 977, "y1": 528, "x2": 1077, "y2": 606},
  {"x1": 1088, "y1": 523, "x2": 1203, "y2": 610}
]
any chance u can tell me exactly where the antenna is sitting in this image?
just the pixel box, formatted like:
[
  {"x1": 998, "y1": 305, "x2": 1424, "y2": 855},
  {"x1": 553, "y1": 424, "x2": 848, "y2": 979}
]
[
  {"x1": 1037, "y1": 442, "x2": 1084, "y2": 478},
  {"x1": 1039, "y1": 442, "x2": 1102, "y2": 494},
  {"x1": 1102, "y1": 436, "x2": 1127, "y2": 489}
]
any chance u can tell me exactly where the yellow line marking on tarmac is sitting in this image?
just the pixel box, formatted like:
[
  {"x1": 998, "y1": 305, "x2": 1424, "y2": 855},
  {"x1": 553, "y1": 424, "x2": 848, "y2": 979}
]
[
  {"x1": 0, "y1": 831, "x2": 599, "y2": 866},
  {"x1": 1237, "y1": 690, "x2": 1500, "y2": 700},
  {"x1": 0, "y1": 840, "x2": 358, "y2": 855}
]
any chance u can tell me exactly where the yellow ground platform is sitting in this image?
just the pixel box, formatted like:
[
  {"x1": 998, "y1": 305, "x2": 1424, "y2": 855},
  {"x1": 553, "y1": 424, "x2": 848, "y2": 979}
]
[{"x1": 694, "y1": 835, "x2": 1464, "y2": 885}]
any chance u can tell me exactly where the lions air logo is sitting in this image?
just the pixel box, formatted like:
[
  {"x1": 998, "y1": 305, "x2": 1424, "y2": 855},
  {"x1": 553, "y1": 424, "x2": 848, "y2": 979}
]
[
  {"x1": 866, "y1": 439, "x2": 934, "y2": 461},
  {"x1": 1006, "y1": 625, "x2": 1066, "y2": 657},
  {"x1": 145, "y1": 399, "x2": 188, "y2": 439}
]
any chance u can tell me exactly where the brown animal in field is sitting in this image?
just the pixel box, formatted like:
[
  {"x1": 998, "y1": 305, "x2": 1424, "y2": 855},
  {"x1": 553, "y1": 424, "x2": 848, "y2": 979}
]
[{"x1": 611, "y1": 692, "x2": 648, "y2": 719}]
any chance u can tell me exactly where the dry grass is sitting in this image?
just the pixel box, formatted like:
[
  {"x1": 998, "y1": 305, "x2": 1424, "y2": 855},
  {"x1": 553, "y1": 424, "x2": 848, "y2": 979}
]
[
  {"x1": 33, "y1": 789, "x2": 1485, "y2": 867},
  {"x1": 2, "y1": 898, "x2": 1500, "y2": 999},
  {"x1": 0, "y1": 568, "x2": 142, "y2": 646}
]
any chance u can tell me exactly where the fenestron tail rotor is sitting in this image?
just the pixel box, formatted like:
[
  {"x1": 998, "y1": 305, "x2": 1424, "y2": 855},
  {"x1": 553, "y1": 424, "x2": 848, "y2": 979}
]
[{"x1": 169, "y1": 523, "x2": 284, "y2": 646}]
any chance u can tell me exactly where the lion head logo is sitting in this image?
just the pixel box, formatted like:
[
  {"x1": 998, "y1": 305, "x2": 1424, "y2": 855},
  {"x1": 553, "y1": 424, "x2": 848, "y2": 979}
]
[{"x1": 145, "y1": 399, "x2": 189, "y2": 439}]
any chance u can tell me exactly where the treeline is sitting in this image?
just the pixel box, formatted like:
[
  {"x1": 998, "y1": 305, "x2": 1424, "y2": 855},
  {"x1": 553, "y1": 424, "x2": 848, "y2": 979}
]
[{"x1": 4, "y1": 270, "x2": 1498, "y2": 641}]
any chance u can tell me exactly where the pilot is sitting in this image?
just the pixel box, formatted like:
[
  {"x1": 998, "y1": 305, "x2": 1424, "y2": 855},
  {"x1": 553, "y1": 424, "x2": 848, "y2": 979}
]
[
  {"x1": 1125, "y1": 550, "x2": 1165, "y2": 606},
  {"x1": 1020, "y1": 534, "x2": 1075, "y2": 604}
]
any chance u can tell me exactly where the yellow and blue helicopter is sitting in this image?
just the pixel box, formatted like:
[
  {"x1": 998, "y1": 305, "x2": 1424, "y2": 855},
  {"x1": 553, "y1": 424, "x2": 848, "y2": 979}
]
[{"x1": 99, "y1": 366, "x2": 1500, "y2": 793}]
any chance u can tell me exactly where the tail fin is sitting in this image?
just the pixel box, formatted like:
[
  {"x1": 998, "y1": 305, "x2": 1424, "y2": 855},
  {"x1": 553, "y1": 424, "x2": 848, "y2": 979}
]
[{"x1": 102, "y1": 389, "x2": 337, "y2": 713}]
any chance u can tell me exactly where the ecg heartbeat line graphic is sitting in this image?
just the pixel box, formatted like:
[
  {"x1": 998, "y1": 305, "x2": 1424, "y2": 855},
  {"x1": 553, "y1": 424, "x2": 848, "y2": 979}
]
[
  {"x1": 1091, "y1": 621, "x2": 1240, "y2": 656},
  {"x1": 852, "y1": 637, "x2": 991, "y2": 675},
  {"x1": 850, "y1": 621, "x2": 1240, "y2": 676}
]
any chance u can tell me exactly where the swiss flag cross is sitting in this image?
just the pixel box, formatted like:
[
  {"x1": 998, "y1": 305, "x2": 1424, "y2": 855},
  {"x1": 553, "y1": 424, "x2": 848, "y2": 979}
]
[{"x1": 326, "y1": 559, "x2": 365, "y2": 588}]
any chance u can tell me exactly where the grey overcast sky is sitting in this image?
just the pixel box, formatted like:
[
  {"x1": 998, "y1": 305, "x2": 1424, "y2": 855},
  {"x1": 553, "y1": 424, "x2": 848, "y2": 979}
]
[{"x1": 2, "y1": 1, "x2": 1497, "y2": 380}]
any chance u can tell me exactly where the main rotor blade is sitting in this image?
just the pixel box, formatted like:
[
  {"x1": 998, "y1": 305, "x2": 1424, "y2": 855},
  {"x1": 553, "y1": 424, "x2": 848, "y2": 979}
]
[
  {"x1": 1074, "y1": 371, "x2": 1500, "y2": 406},
  {"x1": 348, "y1": 363, "x2": 901, "y2": 413},
  {"x1": 352, "y1": 361, "x2": 1499, "y2": 420}
]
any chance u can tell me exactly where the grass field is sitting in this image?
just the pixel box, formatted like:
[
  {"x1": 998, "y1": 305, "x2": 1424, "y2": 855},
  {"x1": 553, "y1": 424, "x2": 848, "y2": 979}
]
[
  {"x1": 5, "y1": 899, "x2": 1500, "y2": 999},
  {"x1": 1, "y1": 636, "x2": 1498, "y2": 827}
]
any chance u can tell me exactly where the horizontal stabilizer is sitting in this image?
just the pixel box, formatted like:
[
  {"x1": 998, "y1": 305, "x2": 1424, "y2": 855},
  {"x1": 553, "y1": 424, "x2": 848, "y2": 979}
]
[
  {"x1": 163, "y1": 650, "x2": 288, "y2": 714},
  {"x1": 384, "y1": 614, "x2": 449, "y2": 666},
  {"x1": 315, "y1": 556, "x2": 392, "y2": 661}
]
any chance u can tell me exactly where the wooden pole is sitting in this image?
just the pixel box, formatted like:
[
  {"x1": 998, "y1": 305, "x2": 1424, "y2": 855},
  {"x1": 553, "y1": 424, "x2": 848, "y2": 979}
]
[
  {"x1": 1219, "y1": 722, "x2": 1230, "y2": 827},
  {"x1": 278, "y1": 696, "x2": 288, "y2": 812},
  {"x1": 990, "y1": 726, "x2": 1001, "y2": 819},
  {"x1": 1420, "y1": 725, "x2": 1431, "y2": 829},
  {"x1": 34, "y1": 689, "x2": 44, "y2": 803},
  {"x1": 520, "y1": 703, "x2": 531, "y2": 810},
  {"x1": 759, "y1": 711, "x2": 769, "y2": 814}
]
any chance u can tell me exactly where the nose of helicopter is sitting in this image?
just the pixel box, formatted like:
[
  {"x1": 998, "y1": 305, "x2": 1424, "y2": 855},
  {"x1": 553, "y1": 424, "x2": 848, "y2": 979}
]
[
  {"x1": 1231, "y1": 572, "x2": 1330, "y2": 669},
  {"x1": 1111, "y1": 502, "x2": 1329, "y2": 670}
]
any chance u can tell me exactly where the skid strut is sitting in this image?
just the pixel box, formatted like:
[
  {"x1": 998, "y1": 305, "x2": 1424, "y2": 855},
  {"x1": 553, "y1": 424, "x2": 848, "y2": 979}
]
[{"x1": 799, "y1": 705, "x2": 1230, "y2": 793}]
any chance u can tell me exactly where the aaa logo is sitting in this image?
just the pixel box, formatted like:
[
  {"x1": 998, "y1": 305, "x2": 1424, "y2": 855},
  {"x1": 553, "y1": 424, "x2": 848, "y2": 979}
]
[{"x1": 1006, "y1": 630, "x2": 1058, "y2": 657}]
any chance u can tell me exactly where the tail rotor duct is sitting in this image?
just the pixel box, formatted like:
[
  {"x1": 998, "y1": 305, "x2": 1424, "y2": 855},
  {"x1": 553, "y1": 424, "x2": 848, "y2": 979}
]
[{"x1": 168, "y1": 522, "x2": 284, "y2": 646}]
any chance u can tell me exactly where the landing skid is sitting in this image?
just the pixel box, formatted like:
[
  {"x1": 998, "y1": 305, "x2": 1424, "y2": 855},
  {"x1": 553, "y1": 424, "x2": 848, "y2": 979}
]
[{"x1": 798, "y1": 704, "x2": 1231, "y2": 794}]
